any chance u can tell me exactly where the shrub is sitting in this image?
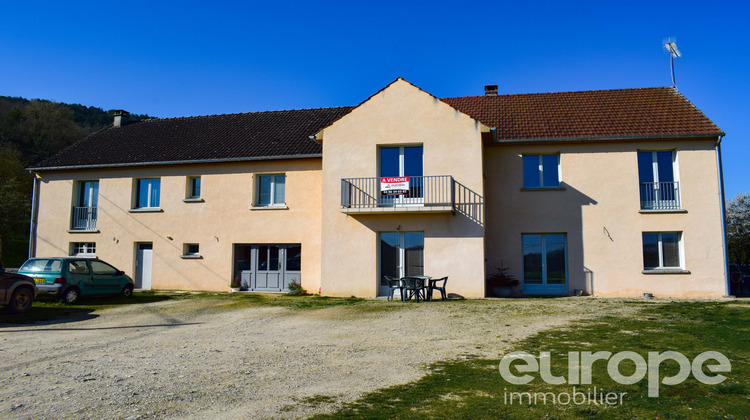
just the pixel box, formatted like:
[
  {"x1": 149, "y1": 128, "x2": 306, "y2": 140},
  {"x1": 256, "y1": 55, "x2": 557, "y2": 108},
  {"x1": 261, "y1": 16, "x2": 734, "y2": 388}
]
[{"x1": 287, "y1": 279, "x2": 308, "y2": 295}]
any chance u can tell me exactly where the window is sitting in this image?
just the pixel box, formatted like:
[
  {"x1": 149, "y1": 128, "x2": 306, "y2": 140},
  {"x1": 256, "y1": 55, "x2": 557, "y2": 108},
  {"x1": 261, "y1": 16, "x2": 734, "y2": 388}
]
[
  {"x1": 255, "y1": 174, "x2": 285, "y2": 207},
  {"x1": 638, "y1": 151, "x2": 680, "y2": 209},
  {"x1": 523, "y1": 154, "x2": 560, "y2": 188},
  {"x1": 20, "y1": 259, "x2": 62, "y2": 273},
  {"x1": 257, "y1": 245, "x2": 280, "y2": 270},
  {"x1": 89, "y1": 260, "x2": 118, "y2": 275},
  {"x1": 286, "y1": 245, "x2": 302, "y2": 271},
  {"x1": 68, "y1": 260, "x2": 90, "y2": 275},
  {"x1": 183, "y1": 243, "x2": 200, "y2": 257},
  {"x1": 643, "y1": 232, "x2": 682, "y2": 269},
  {"x1": 135, "y1": 178, "x2": 161, "y2": 208},
  {"x1": 72, "y1": 180, "x2": 98, "y2": 230},
  {"x1": 71, "y1": 242, "x2": 96, "y2": 256},
  {"x1": 187, "y1": 176, "x2": 201, "y2": 199}
]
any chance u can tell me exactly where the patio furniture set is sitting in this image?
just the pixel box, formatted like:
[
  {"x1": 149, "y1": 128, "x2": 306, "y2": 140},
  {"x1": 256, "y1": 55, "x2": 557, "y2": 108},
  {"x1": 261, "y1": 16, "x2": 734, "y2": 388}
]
[{"x1": 384, "y1": 275, "x2": 448, "y2": 302}]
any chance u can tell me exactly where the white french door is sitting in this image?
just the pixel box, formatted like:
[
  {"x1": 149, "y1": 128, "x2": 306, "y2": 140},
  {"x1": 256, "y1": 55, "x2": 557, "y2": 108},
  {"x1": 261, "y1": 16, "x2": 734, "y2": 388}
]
[{"x1": 379, "y1": 146, "x2": 423, "y2": 206}]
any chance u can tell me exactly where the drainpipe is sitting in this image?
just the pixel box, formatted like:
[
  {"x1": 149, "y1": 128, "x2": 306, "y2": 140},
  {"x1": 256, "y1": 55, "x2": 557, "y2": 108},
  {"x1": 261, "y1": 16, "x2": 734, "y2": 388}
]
[
  {"x1": 715, "y1": 135, "x2": 729, "y2": 296},
  {"x1": 28, "y1": 172, "x2": 40, "y2": 259}
]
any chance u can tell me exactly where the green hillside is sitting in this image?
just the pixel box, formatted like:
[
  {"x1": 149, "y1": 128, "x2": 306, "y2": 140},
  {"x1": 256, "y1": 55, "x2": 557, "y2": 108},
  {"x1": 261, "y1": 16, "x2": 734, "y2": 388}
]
[{"x1": 0, "y1": 96, "x2": 152, "y2": 266}]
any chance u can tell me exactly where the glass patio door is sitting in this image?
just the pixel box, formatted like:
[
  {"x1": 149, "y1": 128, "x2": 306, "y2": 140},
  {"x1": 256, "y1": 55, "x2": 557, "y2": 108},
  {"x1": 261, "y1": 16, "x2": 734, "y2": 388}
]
[
  {"x1": 378, "y1": 232, "x2": 424, "y2": 296},
  {"x1": 379, "y1": 146, "x2": 423, "y2": 206},
  {"x1": 522, "y1": 233, "x2": 567, "y2": 295}
]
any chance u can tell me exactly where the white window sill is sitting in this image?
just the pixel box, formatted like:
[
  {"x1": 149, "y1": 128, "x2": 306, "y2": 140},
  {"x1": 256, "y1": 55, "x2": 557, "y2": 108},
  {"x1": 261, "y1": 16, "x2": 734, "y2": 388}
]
[
  {"x1": 67, "y1": 229, "x2": 100, "y2": 234},
  {"x1": 128, "y1": 208, "x2": 164, "y2": 213},
  {"x1": 182, "y1": 198, "x2": 204, "y2": 203},
  {"x1": 250, "y1": 205, "x2": 288, "y2": 211},
  {"x1": 520, "y1": 186, "x2": 566, "y2": 191},
  {"x1": 180, "y1": 254, "x2": 203, "y2": 259},
  {"x1": 639, "y1": 209, "x2": 687, "y2": 214},
  {"x1": 642, "y1": 269, "x2": 691, "y2": 275}
]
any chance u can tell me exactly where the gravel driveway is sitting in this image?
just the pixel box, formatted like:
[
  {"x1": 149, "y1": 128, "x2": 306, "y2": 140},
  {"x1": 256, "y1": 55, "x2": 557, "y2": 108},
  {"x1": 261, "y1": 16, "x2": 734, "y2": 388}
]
[{"x1": 0, "y1": 297, "x2": 636, "y2": 419}]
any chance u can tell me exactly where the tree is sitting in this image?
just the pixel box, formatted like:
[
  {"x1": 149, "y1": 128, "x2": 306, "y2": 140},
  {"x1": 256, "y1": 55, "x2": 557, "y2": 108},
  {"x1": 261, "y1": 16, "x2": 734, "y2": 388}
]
[
  {"x1": 0, "y1": 145, "x2": 31, "y2": 266},
  {"x1": 726, "y1": 192, "x2": 750, "y2": 266},
  {"x1": 0, "y1": 95, "x2": 153, "y2": 265}
]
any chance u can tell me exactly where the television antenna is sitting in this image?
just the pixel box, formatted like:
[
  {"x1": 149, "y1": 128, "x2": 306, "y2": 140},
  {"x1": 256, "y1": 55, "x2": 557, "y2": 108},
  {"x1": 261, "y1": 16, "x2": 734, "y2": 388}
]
[{"x1": 663, "y1": 38, "x2": 681, "y2": 88}]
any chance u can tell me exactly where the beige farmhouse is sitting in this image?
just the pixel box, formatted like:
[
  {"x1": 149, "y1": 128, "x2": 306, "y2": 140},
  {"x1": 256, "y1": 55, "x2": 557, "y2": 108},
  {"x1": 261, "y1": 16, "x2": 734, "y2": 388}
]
[{"x1": 28, "y1": 79, "x2": 728, "y2": 297}]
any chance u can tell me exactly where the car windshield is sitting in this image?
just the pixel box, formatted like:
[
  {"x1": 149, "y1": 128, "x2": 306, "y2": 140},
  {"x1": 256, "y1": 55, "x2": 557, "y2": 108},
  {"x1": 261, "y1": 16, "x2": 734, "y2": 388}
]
[{"x1": 20, "y1": 259, "x2": 62, "y2": 273}]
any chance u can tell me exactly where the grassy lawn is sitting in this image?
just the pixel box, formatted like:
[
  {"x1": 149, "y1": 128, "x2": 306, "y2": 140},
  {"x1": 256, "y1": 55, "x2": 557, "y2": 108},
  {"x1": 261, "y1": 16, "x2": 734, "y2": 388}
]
[
  {"x1": 312, "y1": 300, "x2": 750, "y2": 419},
  {"x1": 0, "y1": 291, "x2": 367, "y2": 324}
]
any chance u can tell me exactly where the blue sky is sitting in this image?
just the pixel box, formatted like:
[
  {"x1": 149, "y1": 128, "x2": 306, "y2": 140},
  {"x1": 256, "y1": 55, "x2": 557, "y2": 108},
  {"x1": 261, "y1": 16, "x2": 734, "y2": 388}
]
[{"x1": 1, "y1": 1, "x2": 748, "y2": 197}]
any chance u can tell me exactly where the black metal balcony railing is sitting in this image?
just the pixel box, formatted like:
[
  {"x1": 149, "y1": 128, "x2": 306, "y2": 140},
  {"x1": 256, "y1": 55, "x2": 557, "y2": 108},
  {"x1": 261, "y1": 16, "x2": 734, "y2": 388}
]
[
  {"x1": 71, "y1": 206, "x2": 97, "y2": 230},
  {"x1": 640, "y1": 181, "x2": 681, "y2": 210},
  {"x1": 341, "y1": 175, "x2": 454, "y2": 208}
]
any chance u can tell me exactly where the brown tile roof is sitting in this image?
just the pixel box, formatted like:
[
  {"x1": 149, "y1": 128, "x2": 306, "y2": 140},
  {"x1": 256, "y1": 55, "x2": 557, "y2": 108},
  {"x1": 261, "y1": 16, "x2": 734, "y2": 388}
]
[
  {"x1": 442, "y1": 87, "x2": 723, "y2": 141},
  {"x1": 32, "y1": 106, "x2": 353, "y2": 170},
  {"x1": 32, "y1": 86, "x2": 722, "y2": 171}
]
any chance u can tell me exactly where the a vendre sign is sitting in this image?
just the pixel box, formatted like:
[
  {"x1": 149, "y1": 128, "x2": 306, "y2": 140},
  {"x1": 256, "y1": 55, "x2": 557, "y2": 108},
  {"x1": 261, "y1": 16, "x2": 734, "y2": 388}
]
[{"x1": 380, "y1": 177, "x2": 409, "y2": 196}]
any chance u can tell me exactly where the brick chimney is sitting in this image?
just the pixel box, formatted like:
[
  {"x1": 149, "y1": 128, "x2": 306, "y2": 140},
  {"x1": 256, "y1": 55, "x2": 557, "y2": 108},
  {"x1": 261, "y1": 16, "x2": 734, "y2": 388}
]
[
  {"x1": 113, "y1": 110, "x2": 130, "y2": 128},
  {"x1": 484, "y1": 85, "x2": 498, "y2": 96}
]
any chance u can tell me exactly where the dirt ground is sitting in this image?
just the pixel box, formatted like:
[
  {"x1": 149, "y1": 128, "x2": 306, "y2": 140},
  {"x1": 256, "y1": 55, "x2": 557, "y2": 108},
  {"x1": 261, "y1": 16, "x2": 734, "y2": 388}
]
[{"x1": 0, "y1": 297, "x2": 638, "y2": 419}]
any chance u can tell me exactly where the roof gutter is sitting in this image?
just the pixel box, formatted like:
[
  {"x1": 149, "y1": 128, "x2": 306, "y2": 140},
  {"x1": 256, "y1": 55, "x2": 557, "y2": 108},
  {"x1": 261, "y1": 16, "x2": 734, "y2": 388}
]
[
  {"x1": 27, "y1": 153, "x2": 323, "y2": 172},
  {"x1": 491, "y1": 132, "x2": 726, "y2": 144},
  {"x1": 716, "y1": 135, "x2": 730, "y2": 296},
  {"x1": 27, "y1": 172, "x2": 40, "y2": 259}
]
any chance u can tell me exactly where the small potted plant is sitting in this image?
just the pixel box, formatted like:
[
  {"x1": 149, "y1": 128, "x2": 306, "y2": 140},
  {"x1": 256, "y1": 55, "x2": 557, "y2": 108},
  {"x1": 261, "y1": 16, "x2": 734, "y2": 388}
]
[
  {"x1": 230, "y1": 275, "x2": 241, "y2": 292},
  {"x1": 486, "y1": 265, "x2": 520, "y2": 297}
]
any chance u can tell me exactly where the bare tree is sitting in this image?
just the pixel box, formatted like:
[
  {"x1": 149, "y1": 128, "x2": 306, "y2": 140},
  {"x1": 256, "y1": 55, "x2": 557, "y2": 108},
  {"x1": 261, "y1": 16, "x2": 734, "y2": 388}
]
[{"x1": 726, "y1": 192, "x2": 750, "y2": 266}]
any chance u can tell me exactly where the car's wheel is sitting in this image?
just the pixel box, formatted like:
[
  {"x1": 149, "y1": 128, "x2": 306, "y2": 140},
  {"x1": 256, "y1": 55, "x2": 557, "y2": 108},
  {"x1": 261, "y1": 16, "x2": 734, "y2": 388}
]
[
  {"x1": 121, "y1": 284, "x2": 134, "y2": 298},
  {"x1": 7, "y1": 287, "x2": 34, "y2": 314},
  {"x1": 61, "y1": 287, "x2": 80, "y2": 304}
]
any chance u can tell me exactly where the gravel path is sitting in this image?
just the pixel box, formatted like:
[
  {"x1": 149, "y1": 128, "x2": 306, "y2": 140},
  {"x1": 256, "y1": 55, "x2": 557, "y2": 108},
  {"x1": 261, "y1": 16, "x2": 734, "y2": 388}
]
[{"x1": 0, "y1": 297, "x2": 638, "y2": 419}]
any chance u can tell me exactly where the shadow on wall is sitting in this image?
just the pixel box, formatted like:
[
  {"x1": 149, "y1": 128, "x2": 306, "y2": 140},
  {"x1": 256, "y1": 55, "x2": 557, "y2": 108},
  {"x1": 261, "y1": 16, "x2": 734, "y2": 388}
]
[
  {"x1": 454, "y1": 181, "x2": 483, "y2": 228},
  {"x1": 486, "y1": 181, "x2": 598, "y2": 297}
]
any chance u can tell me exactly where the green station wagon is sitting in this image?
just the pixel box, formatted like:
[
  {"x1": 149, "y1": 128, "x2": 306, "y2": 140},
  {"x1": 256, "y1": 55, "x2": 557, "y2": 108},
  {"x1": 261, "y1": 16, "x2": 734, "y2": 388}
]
[{"x1": 18, "y1": 257, "x2": 134, "y2": 304}]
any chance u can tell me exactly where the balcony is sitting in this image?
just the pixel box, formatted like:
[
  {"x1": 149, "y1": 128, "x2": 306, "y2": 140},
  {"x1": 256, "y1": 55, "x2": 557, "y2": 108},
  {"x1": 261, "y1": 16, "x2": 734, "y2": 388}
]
[
  {"x1": 341, "y1": 175, "x2": 454, "y2": 214},
  {"x1": 71, "y1": 206, "x2": 98, "y2": 231},
  {"x1": 640, "y1": 182, "x2": 681, "y2": 210}
]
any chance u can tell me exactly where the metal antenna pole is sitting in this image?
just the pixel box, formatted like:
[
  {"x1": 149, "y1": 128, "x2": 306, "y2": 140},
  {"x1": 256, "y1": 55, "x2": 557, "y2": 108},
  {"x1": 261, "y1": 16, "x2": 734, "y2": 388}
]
[
  {"x1": 665, "y1": 41, "x2": 681, "y2": 89},
  {"x1": 670, "y1": 53, "x2": 676, "y2": 88}
]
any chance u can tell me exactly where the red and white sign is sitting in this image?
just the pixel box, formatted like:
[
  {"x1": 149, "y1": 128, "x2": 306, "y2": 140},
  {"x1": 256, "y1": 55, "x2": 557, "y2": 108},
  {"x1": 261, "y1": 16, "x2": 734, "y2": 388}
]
[{"x1": 380, "y1": 176, "x2": 409, "y2": 196}]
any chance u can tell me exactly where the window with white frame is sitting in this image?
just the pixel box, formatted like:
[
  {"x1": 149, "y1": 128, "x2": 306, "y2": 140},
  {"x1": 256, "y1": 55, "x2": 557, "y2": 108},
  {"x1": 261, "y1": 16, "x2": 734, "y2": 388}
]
[
  {"x1": 71, "y1": 242, "x2": 96, "y2": 256},
  {"x1": 72, "y1": 180, "x2": 99, "y2": 230},
  {"x1": 637, "y1": 150, "x2": 680, "y2": 210},
  {"x1": 135, "y1": 178, "x2": 161, "y2": 208},
  {"x1": 522, "y1": 154, "x2": 560, "y2": 188},
  {"x1": 642, "y1": 232, "x2": 682, "y2": 269},
  {"x1": 255, "y1": 174, "x2": 285, "y2": 207},
  {"x1": 187, "y1": 176, "x2": 201, "y2": 199}
]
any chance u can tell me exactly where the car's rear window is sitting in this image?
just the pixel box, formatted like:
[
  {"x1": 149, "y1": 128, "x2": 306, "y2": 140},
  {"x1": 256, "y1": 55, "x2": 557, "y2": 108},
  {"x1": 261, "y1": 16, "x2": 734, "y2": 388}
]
[{"x1": 20, "y1": 259, "x2": 62, "y2": 273}]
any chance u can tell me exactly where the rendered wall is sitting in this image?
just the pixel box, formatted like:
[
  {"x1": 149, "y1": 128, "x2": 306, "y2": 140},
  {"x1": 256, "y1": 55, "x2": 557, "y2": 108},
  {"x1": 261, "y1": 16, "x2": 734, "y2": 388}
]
[
  {"x1": 484, "y1": 139, "x2": 726, "y2": 297},
  {"x1": 34, "y1": 159, "x2": 323, "y2": 292},
  {"x1": 319, "y1": 79, "x2": 487, "y2": 298}
]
